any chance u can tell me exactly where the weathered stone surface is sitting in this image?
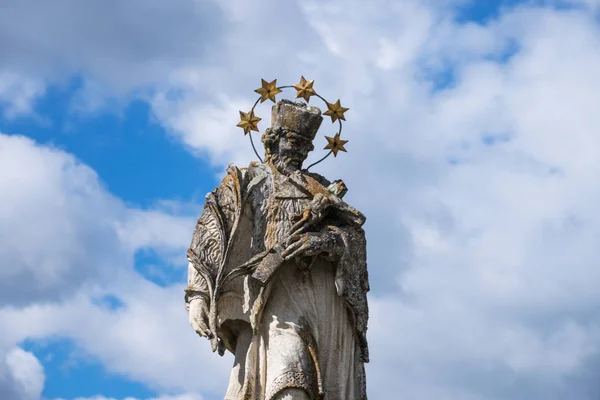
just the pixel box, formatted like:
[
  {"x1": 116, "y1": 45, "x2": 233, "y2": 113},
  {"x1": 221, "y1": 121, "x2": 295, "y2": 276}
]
[{"x1": 185, "y1": 100, "x2": 370, "y2": 399}]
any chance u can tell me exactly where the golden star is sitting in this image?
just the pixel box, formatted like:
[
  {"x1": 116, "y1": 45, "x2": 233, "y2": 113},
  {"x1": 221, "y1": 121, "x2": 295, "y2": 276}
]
[
  {"x1": 254, "y1": 78, "x2": 282, "y2": 103},
  {"x1": 323, "y1": 99, "x2": 349, "y2": 123},
  {"x1": 293, "y1": 76, "x2": 316, "y2": 102},
  {"x1": 324, "y1": 133, "x2": 349, "y2": 157},
  {"x1": 236, "y1": 110, "x2": 261, "y2": 135}
]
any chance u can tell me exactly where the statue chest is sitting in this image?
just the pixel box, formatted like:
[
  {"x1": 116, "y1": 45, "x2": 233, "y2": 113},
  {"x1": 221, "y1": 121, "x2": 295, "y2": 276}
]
[{"x1": 262, "y1": 172, "x2": 313, "y2": 247}]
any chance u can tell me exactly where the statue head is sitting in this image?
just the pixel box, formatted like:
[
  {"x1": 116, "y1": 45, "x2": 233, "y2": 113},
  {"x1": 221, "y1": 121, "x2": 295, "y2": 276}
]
[{"x1": 261, "y1": 99, "x2": 323, "y2": 174}]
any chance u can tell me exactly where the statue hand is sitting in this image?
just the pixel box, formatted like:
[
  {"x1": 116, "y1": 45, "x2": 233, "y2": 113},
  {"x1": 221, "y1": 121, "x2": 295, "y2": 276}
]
[
  {"x1": 282, "y1": 231, "x2": 340, "y2": 261},
  {"x1": 188, "y1": 298, "x2": 212, "y2": 339},
  {"x1": 288, "y1": 194, "x2": 331, "y2": 239}
]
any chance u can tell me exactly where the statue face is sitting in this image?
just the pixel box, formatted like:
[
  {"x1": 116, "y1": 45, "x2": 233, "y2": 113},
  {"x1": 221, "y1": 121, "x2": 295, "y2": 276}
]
[{"x1": 276, "y1": 131, "x2": 311, "y2": 170}]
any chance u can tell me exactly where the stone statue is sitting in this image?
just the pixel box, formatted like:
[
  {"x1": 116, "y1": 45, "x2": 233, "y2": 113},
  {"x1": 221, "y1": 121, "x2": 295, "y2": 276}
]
[{"x1": 185, "y1": 99, "x2": 370, "y2": 399}]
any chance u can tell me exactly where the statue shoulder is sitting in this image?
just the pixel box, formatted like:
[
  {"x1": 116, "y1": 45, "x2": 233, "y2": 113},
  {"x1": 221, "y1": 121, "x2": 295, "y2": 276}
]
[
  {"x1": 211, "y1": 162, "x2": 271, "y2": 203},
  {"x1": 244, "y1": 162, "x2": 275, "y2": 189},
  {"x1": 213, "y1": 163, "x2": 256, "y2": 190},
  {"x1": 302, "y1": 170, "x2": 331, "y2": 187}
]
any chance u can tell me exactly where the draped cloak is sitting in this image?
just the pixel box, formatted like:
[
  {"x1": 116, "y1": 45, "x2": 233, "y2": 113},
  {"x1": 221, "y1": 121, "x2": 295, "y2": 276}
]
[{"x1": 185, "y1": 162, "x2": 370, "y2": 400}]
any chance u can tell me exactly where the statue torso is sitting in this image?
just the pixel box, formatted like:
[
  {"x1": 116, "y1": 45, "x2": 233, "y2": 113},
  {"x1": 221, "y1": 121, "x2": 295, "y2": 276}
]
[{"x1": 247, "y1": 164, "x2": 328, "y2": 251}]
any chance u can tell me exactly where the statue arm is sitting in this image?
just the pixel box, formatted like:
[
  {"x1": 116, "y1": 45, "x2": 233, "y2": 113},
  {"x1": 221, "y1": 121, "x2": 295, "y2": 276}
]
[
  {"x1": 330, "y1": 223, "x2": 370, "y2": 363},
  {"x1": 185, "y1": 260, "x2": 210, "y2": 307},
  {"x1": 186, "y1": 167, "x2": 245, "y2": 338},
  {"x1": 185, "y1": 207, "x2": 219, "y2": 338},
  {"x1": 186, "y1": 264, "x2": 211, "y2": 338}
]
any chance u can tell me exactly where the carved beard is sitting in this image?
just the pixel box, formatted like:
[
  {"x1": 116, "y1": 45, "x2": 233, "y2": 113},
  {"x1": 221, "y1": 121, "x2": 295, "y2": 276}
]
[{"x1": 270, "y1": 152, "x2": 303, "y2": 175}]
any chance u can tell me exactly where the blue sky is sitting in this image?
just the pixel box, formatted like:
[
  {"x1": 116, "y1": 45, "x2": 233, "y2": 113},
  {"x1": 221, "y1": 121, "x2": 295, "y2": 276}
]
[
  {"x1": 2, "y1": 77, "x2": 213, "y2": 207},
  {"x1": 2, "y1": 0, "x2": 600, "y2": 399}
]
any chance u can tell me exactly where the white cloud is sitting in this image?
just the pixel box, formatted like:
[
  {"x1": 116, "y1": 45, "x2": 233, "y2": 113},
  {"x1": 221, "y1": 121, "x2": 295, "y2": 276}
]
[
  {"x1": 3, "y1": 0, "x2": 600, "y2": 399},
  {"x1": 0, "y1": 72, "x2": 45, "y2": 118},
  {"x1": 0, "y1": 284, "x2": 231, "y2": 396},
  {"x1": 0, "y1": 134, "x2": 125, "y2": 306},
  {"x1": 67, "y1": 395, "x2": 203, "y2": 400},
  {"x1": 0, "y1": 347, "x2": 45, "y2": 400},
  {"x1": 145, "y1": 1, "x2": 600, "y2": 399},
  {"x1": 0, "y1": 0, "x2": 225, "y2": 117},
  {"x1": 117, "y1": 209, "x2": 195, "y2": 254},
  {"x1": 0, "y1": 134, "x2": 227, "y2": 397}
]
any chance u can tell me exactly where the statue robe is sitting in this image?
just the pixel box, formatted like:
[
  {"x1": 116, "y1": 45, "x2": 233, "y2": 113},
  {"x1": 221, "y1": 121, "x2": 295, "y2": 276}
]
[{"x1": 186, "y1": 162, "x2": 369, "y2": 400}]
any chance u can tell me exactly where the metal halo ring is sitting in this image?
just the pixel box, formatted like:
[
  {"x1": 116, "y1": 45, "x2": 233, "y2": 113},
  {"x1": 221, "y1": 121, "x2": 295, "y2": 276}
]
[{"x1": 242, "y1": 81, "x2": 346, "y2": 170}]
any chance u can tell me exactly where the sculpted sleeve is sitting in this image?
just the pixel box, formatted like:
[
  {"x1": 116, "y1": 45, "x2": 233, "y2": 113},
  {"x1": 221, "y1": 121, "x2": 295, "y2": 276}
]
[
  {"x1": 334, "y1": 224, "x2": 370, "y2": 363},
  {"x1": 185, "y1": 167, "x2": 242, "y2": 313}
]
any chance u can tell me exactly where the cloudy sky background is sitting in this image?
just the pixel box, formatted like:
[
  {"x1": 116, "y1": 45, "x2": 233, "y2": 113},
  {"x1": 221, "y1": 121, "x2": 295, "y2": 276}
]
[{"x1": 1, "y1": 0, "x2": 600, "y2": 399}]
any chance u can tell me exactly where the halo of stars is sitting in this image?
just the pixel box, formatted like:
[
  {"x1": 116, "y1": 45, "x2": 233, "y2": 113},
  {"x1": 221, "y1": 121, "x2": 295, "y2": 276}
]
[{"x1": 237, "y1": 76, "x2": 350, "y2": 167}]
